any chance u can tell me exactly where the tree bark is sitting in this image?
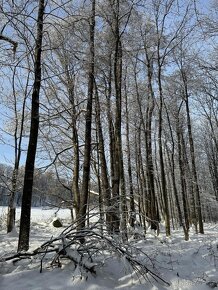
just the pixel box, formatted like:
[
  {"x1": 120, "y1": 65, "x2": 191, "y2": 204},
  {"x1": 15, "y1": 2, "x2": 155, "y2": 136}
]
[
  {"x1": 176, "y1": 116, "x2": 190, "y2": 240},
  {"x1": 133, "y1": 55, "x2": 159, "y2": 231},
  {"x1": 157, "y1": 71, "x2": 171, "y2": 237},
  {"x1": 18, "y1": 0, "x2": 45, "y2": 252},
  {"x1": 184, "y1": 91, "x2": 204, "y2": 234},
  {"x1": 124, "y1": 82, "x2": 136, "y2": 228},
  {"x1": 78, "y1": 0, "x2": 95, "y2": 233},
  {"x1": 94, "y1": 83, "x2": 113, "y2": 232},
  {"x1": 66, "y1": 70, "x2": 80, "y2": 219}
]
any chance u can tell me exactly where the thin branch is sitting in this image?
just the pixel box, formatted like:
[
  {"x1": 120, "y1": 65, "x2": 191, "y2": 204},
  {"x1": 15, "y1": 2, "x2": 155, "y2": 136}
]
[{"x1": 0, "y1": 34, "x2": 18, "y2": 54}]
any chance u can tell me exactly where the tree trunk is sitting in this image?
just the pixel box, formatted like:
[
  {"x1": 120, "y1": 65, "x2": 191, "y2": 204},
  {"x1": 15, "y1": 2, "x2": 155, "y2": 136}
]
[
  {"x1": 110, "y1": 0, "x2": 124, "y2": 235},
  {"x1": 7, "y1": 62, "x2": 29, "y2": 233},
  {"x1": 78, "y1": 0, "x2": 95, "y2": 233},
  {"x1": 165, "y1": 104, "x2": 185, "y2": 232},
  {"x1": 157, "y1": 73, "x2": 171, "y2": 237},
  {"x1": 176, "y1": 117, "x2": 190, "y2": 241},
  {"x1": 180, "y1": 69, "x2": 204, "y2": 234},
  {"x1": 133, "y1": 55, "x2": 159, "y2": 231},
  {"x1": 7, "y1": 169, "x2": 18, "y2": 233},
  {"x1": 66, "y1": 70, "x2": 80, "y2": 219},
  {"x1": 184, "y1": 93, "x2": 204, "y2": 234},
  {"x1": 135, "y1": 124, "x2": 147, "y2": 233},
  {"x1": 124, "y1": 82, "x2": 136, "y2": 228},
  {"x1": 94, "y1": 83, "x2": 113, "y2": 233},
  {"x1": 106, "y1": 58, "x2": 120, "y2": 234},
  {"x1": 18, "y1": 0, "x2": 45, "y2": 252}
]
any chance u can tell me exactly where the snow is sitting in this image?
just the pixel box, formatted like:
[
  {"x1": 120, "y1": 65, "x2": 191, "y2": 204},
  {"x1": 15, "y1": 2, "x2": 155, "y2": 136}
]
[{"x1": 0, "y1": 207, "x2": 218, "y2": 290}]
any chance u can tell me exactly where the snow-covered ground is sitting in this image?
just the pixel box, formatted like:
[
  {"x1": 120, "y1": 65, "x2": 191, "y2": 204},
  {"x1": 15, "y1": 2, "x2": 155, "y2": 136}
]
[{"x1": 0, "y1": 207, "x2": 217, "y2": 290}]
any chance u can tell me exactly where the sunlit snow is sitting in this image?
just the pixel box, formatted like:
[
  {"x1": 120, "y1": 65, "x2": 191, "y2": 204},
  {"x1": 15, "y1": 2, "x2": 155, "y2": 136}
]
[{"x1": 0, "y1": 207, "x2": 217, "y2": 290}]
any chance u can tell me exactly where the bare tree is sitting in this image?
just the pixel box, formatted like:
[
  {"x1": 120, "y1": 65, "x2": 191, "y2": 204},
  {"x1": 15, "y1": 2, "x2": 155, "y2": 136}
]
[
  {"x1": 7, "y1": 66, "x2": 30, "y2": 233},
  {"x1": 77, "y1": 0, "x2": 96, "y2": 234},
  {"x1": 18, "y1": 0, "x2": 45, "y2": 251}
]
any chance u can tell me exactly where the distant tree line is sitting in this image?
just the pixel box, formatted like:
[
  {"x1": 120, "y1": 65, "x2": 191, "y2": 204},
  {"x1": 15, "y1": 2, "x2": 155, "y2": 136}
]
[{"x1": 0, "y1": 163, "x2": 71, "y2": 207}]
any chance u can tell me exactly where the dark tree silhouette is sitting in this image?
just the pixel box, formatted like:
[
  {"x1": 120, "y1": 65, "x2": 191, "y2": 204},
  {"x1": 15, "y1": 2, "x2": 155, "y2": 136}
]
[{"x1": 18, "y1": 0, "x2": 45, "y2": 252}]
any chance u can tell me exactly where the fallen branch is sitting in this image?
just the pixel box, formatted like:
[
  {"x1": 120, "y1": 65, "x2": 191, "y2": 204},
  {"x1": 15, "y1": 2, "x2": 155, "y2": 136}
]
[{"x1": 1, "y1": 221, "x2": 170, "y2": 287}]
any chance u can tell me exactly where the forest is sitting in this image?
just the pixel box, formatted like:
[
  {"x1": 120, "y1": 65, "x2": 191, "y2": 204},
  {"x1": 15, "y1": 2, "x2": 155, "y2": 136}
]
[
  {"x1": 0, "y1": 0, "x2": 218, "y2": 288},
  {"x1": 0, "y1": 163, "x2": 72, "y2": 206}
]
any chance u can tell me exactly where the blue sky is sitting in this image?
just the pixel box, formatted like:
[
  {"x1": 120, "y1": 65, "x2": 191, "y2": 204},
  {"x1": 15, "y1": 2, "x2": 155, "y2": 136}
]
[
  {"x1": 0, "y1": 142, "x2": 27, "y2": 166},
  {"x1": 0, "y1": 143, "x2": 15, "y2": 165}
]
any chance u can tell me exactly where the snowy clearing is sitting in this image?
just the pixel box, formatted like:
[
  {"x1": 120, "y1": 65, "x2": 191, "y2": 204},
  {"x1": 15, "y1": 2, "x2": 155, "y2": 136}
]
[{"x1": 0, "y1": 207, "x2": 218, "y2": 290}]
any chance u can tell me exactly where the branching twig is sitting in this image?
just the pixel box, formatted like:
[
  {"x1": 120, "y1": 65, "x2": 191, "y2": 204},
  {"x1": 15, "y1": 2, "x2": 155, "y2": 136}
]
[
  {"x1": 0, "y1": 34, "x2": 18, "y2": 55},
  {"x1": 1, "y1": 221, "x2": 170, "y2": 287}
]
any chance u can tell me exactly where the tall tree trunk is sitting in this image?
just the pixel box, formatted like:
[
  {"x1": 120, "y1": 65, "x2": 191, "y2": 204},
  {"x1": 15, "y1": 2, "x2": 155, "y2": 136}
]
[
  {"x1": 135, "y1": 124, "x2": 147, "y2": 233},
  {"x1": 181, "y1": 69, "x2": 204, "y2": 234},
  {"x1": 124, "y1": 81, "x2": 136, "y2": 228},
  {"x1": 78, "y1": 0, "x2": 95, "y2": 232},
  {"x1": 176, "y1": 117, "x2": 190, "y2": 241},
  {"x1": 7, "y1": 74, "x2": 28, "y2": 233},
  {"x1": 145, "y1": 94, "x2": 158, "y2": 231},
  {"x1": 180, "y1": 126, "x2": 197, "y2": 231},
  {"x1": 112, "y1": 38, "x2": 123, "y2": 235},
  {"x1": 95, "y1": 136, "x2": 104, "y2": 235},
  {"x1": 119, "y1": 140, "x2": 128, "y2": 240},
  {"x1": 18, "y1": 0, "x2": 45, "y2": 252},
  {"x1": 157, "y1": 70, "x2": 171, "y2": 237},
  {"x1": 106, "y1": 57, "x2": 120, "y2": 233},
  {"x1": 110, "y1": 0, "x2": 124, "y2": 235},
  {"x1": 184, "y1": 93, "x2": 204, "y2": 234},
  {"x1": 133, "y1": 56, "x2": 159, "y2": 231},
  {"x1": 94, "y1": 83, "x2": 113, "y2": 233},
  {"x1": 145, "y1": 49, "x2": 159, "y2": 232},
  {"x1": 165, "y1": 106, "x2": 183, "y2": 226},
  {"x1": 66, "y1": 70, "x2": 80, "y2": 219}
]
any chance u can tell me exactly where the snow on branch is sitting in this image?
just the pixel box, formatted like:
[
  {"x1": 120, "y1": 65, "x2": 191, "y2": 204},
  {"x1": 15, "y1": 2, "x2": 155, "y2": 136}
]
[{"x1": 0, "y1": 219, "x2": 170, "y2": 287}]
